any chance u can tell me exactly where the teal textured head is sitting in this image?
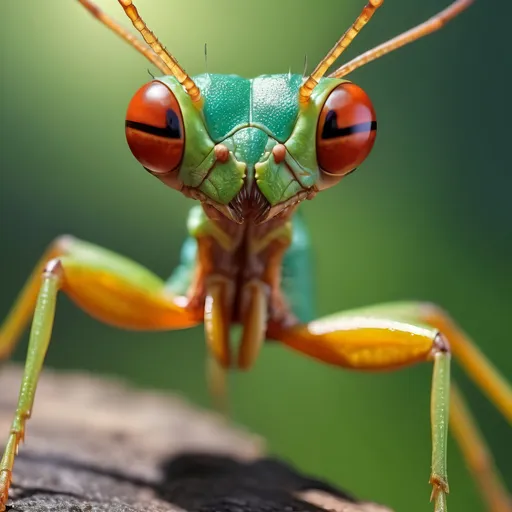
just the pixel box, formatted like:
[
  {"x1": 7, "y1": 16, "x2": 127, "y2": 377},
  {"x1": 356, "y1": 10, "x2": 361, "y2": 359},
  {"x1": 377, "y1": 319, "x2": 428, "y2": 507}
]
[{"x1": 125, "y1": 73, "x2": 377, "y2": 223}]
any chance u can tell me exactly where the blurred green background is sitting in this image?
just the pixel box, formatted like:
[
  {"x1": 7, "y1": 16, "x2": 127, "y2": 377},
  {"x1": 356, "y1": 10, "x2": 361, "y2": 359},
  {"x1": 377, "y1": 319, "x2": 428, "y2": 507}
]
[{"x1": 1, "y1": 1, "x2": 510, "y2": 510}]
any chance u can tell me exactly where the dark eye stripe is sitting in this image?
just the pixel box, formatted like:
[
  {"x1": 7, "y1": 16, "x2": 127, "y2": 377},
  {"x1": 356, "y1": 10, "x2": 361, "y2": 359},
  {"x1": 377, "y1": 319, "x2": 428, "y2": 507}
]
[
  {"x1": 125, "y1": 109, "x2": 181, "y2": 139},
  {"x1": 322, "y1": 110, "x2": 377, "y2": 140}
]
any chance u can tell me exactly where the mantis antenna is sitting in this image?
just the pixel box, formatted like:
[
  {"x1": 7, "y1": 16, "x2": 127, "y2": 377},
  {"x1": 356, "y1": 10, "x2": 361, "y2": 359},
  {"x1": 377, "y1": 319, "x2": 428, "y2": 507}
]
[
  {"x1": 77, "y1": 0, "x2": 201, "y2": 103},
  {"x1": 78, "y1": 0, "x2": 172, "y2": 74},
  {"x1": 117, "y1": 0, "x2": 201, "y2": 103},
  {"x1": 331, "y1": 0, "x2": 474, "y2": 78},
  {"x1": 298, "y1": 0, "x2": 384, "y2": 104}
]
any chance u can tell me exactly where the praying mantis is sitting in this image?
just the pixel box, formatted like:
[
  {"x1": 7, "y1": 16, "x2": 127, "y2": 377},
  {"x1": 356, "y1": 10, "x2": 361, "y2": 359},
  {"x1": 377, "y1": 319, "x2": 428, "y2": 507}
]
[{"x1": 0, "y1": 0, "x2": 511, "y2": 511}]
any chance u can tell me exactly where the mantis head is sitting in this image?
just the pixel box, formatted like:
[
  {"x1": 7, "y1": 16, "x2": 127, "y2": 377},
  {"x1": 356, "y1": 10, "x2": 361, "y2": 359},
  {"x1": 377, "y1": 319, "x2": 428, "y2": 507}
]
[
  {"x1": 124, "y1": 74, "x2": 376, "y2": 223},
  {"x1": 80, "y1": 0, "x2": 473, "y2": 224}
]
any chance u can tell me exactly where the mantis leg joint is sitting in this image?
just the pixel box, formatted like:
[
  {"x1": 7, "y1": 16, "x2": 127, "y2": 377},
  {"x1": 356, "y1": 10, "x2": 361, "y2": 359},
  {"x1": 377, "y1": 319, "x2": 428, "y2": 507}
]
[
  {"x1": 43, "y1": 258, "x2": 64, "y2": 279},
  {"x1": 432, "y1": 332, "x2": 451, "y2": 356}
]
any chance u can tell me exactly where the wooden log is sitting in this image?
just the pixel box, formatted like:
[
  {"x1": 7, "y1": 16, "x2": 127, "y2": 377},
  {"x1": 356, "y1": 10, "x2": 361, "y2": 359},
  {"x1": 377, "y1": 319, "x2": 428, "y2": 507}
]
[{"x1": 0, "y1": 366, "x2": 392, "y2": 512}]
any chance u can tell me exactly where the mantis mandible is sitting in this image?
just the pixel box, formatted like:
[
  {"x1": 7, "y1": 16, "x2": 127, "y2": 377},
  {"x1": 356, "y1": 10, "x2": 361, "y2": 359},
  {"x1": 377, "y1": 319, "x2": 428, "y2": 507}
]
[{"x1": 1, "y1": 1, "x2": 511, "y2": 511}]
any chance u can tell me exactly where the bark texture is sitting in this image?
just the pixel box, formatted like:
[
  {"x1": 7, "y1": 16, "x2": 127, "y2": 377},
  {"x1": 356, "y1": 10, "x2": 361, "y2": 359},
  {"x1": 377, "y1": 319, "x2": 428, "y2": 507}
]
[{"x1": 0, "y1": 367, "x2": 392, "y2": 512}]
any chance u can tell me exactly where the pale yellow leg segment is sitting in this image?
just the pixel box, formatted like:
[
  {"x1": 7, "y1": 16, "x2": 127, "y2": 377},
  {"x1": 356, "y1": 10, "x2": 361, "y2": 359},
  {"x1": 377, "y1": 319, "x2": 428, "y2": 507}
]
[
  {"x1": 238, "y1": 280, "x2": 268, "y2": 370},
  {"x1": 204, "y1": 276, "x2": 233, "y2": 414},
  {"x1": 450, "y1": 383, "x2": 512, "y2": 512},
  {"x1": 206, "y1": 354, "x2": 230, "y2": 416},
  {"x1": 0, "y1": 236, "x2": 200, "y2": 509},
  {"x1": 204, "y1": 276, "x2": 233, "y2": 368},
  {"x1": 204, "y1": 278, "x2": 269, "y2": 413}
]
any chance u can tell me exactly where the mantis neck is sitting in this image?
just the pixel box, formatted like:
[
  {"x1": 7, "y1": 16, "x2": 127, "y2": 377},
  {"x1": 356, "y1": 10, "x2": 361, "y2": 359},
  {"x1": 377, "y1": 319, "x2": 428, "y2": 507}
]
[{"x1": 185, "y1": 204, "x2": 298, "y2": 326}]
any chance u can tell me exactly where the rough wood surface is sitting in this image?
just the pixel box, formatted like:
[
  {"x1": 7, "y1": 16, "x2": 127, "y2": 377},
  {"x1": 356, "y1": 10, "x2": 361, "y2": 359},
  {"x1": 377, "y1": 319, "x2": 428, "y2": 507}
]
[{"x1": 0, "y1": 366, "x2": 392, "y2": 512}]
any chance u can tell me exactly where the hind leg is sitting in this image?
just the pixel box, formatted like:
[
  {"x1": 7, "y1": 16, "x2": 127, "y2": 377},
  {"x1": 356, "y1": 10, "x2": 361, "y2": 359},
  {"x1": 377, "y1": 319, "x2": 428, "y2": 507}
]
[{"x1": 450, "y1": 383, "x2": 511, "y2": 511}]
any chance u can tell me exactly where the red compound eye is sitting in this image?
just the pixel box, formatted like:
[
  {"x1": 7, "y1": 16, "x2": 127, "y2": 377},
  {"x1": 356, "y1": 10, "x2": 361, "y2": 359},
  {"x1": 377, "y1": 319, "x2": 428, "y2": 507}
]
[
  {"x1": 125, "y1": 81, "x2": 184, "y2": 174},
  {"x1": 316, "y1": 82, "x2": 377, "y2": 176}
]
